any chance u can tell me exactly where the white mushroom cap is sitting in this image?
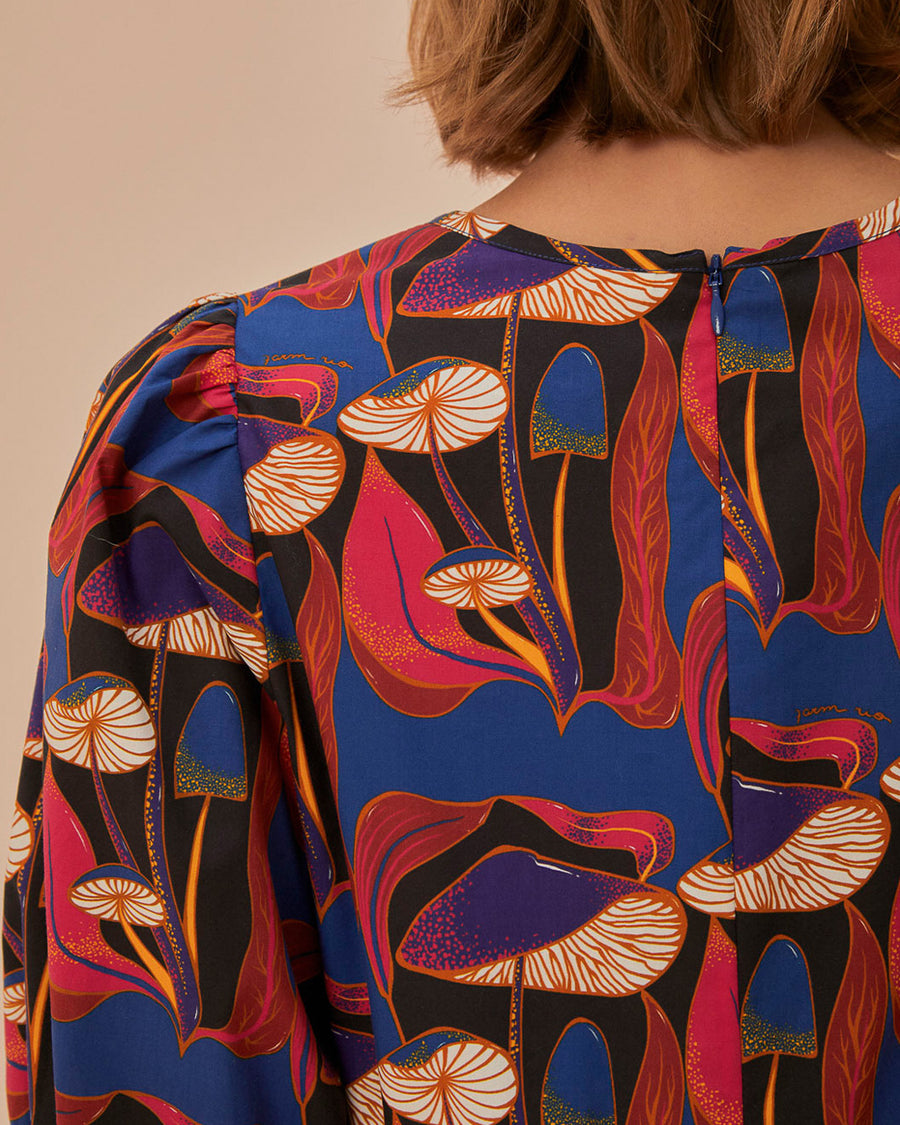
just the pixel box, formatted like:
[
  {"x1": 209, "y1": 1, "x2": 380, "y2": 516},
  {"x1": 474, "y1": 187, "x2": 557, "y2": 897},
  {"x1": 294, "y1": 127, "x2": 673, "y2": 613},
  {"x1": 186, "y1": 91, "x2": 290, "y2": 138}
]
[
  {"x1": 5, "y1": 803, "x2": 33, "y2": 881},
  {"x1": 244, "y1": 433, "x2": 344, "y2": 534},
  {"x1": 69, "y1": 865, "x2": 165, "y2": 927},
  {"x1": 338, "y1": 360, "x2": 508, "y2": 453},
  {"x1": 379, "y1": 1035, "x2": 518, "y2": 1125},
  {"x1": 422, "y1": 548, "x2": 532, "y2": 609},
  {"x1": 43, "y1": 679, "x2": 156, "y2": 773},
  {"x1": 3, "y1": 976, "x2": 26, "y2": 1024}
]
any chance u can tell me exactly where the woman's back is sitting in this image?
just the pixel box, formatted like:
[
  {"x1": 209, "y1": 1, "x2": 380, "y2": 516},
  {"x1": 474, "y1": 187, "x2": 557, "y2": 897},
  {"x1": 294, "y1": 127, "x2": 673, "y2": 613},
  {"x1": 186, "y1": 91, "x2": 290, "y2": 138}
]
[{"x1": 7, "y1": 183, "x2": 900, "y2": 1124}]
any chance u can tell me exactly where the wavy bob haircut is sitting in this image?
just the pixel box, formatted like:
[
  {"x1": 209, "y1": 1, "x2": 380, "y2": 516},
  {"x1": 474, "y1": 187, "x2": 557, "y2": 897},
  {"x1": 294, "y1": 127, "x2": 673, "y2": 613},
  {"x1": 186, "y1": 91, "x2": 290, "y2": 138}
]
[{"x1": 386, "y1": 0, "x2": 900, "y2": 178}]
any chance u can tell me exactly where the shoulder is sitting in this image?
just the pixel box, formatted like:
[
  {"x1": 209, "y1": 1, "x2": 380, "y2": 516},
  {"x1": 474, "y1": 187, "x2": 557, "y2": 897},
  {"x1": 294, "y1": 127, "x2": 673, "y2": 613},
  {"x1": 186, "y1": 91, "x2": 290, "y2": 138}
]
[
  {"x1": 106, "y1": 214, "x2": 458, "y2": 396},
  {"x1": 62, "y1": 214, "x2": 458, "y2": 523},
  {"x1": 190, "y1": 216, "x2": 458, "y2": 424},
  {"x1": 230, "y1": 216, "x2": 454, "y2": 341},
  {"x1": 50, "y1": 292, "x2": 249, "y2": 576},
  {"x1": 233, "y1": 215, "x2": 455, "y2": 320}
]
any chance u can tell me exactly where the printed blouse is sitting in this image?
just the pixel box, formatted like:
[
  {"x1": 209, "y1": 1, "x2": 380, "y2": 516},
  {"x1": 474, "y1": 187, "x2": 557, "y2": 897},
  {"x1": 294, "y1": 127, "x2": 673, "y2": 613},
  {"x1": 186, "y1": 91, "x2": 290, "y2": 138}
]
[{"x1": 6, "y1": 199, "x2": 900, "y2": 1124}]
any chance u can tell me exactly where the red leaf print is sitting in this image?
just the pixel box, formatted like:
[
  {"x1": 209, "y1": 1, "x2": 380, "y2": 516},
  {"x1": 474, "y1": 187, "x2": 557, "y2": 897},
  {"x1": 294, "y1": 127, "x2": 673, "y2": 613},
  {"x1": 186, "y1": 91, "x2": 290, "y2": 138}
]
[
  {"x1": 296, "y1": 530, "x2": 342, "y2": 795},
  {"x1": 341, "y1": 446, "x2": 535, "y2": 718},
  {"x1": 234, "y1": 359, "x2": 339, "y2": 424},
  {"x1": 822, "y1": 899, "x2": 888, "y2": 1124},
  {"x1": 129, "y1": 1093, "x2": 212, "y2": 1124},
  {"x1": 590, "y1": 318, "x2": 681, "y2": 727},
  {"x1": 858, "y1": 234, "x2": 900, "y2": 381},
  {"x1": 624, "y1": 991, "x2": 685, "y2": 1125},
  {"x1": 887, "y1": 876, "x2": 900, "y2": 1043},
  {"x1": 52, "y1": 1093, "x2": 116, "y2": 1124},
  {"x1": 685, "y1": 917, "x2": 743, "y2": 1125},
  {"x1": 679, "y1": 281, "x2": 721, "y2": 488},
  {"x1": 786, "y1": 253, "x2": 880, "y2": 633},
  {"x1": 216, "y1": 713, "x2": 297, "y2": 1057},
  {"x1": 353, "y1": 792, "x2": 493, "y2": 999},
  {"x1": 295, "y1": 249, "x2": 367, "y2": 310},
  {"x1": 730, "y1": 715, "x2": 878, "y2": 787},
  {"x1": 42, "y1": 757, "x2": 160, "y2": 1011},
  {"x1": 681, "y1": 582, "x2": 728, "y2": 802},
  {"x1": 882, "y1": 484, "x2": 900, "y2": 660},
  {"x1": 56, "y1": 1091, "x2": 213, "y2": 1125},
  {"x1": 165, "y1": 349, "x2": 241, "y2": 423},
  {"x1": 238, "y1": 251, "x2": 367, "y2": 316},
  {"x1": 515, "y1": 797, "x2": 675, "y2": 878},
  {"x1": 361, "y1": 223, "x2": 446, "y2": 342},
  {"x1": 4, "y1": 1019, "x2": 29, "y2": 1122}
]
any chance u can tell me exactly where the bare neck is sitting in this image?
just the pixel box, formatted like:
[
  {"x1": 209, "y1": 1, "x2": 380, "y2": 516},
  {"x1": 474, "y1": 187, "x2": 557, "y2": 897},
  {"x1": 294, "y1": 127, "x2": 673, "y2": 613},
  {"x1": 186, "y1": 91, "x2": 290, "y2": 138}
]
[{"x1": 473, "y1": 106, "x2": 900, "y2": 259}]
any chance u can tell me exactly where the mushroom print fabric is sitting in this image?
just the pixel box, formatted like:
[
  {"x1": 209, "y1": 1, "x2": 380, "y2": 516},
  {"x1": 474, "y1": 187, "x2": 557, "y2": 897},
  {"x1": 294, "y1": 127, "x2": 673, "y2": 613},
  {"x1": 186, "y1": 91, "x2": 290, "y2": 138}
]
[{"x1": 6, "y1": 199, "x2": 900, "y2": 1125}]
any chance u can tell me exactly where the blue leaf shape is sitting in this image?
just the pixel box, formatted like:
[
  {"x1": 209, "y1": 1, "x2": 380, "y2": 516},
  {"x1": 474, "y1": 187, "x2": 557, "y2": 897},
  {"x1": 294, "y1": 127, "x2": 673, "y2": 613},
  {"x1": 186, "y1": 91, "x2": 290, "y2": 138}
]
[
  {"x1": 542, "y1": 1019, "x2": 616, "y2": 1125},
  {"x1": 175, "y1": 683, "x2": 247, "y2": 799},
  {"x1": 531, "y1": 344, "x2": 607, "y2": 458},
  {"x1": 741, "y1": 937, "x2": 817, "y2": 1057}
]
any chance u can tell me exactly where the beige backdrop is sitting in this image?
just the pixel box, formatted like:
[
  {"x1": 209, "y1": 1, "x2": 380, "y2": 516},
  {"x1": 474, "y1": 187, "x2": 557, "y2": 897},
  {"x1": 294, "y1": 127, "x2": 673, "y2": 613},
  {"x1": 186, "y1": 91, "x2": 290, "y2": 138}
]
[
  {"x1": 7, "y1": 0, "x2": 900, "y2": 1113},
  {"x1": 0, "y1": 0, "x2": 504, "y2": 1097}
]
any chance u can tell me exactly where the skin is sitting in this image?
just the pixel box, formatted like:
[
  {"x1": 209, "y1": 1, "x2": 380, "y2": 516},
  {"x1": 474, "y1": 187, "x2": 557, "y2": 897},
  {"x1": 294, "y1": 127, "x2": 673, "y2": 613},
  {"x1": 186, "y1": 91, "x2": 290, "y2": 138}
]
[{"x1": 474, "y1": 103, "x2": 900, "y2": 258}]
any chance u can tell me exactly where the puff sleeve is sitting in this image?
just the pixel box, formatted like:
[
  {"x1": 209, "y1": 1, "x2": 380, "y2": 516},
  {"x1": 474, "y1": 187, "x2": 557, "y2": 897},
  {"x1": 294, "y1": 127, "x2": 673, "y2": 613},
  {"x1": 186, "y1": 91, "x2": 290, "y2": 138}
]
[{"x1": 2, "y1": 296, "x2": 347, "y2": 1124}]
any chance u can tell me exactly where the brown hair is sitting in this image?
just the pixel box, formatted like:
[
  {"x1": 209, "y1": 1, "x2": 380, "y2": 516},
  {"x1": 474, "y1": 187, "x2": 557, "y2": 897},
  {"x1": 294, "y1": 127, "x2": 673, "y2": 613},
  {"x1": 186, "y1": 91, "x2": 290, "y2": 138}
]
[{"x1": 385, "y1": 0, "x2": 900, "y2": 179}]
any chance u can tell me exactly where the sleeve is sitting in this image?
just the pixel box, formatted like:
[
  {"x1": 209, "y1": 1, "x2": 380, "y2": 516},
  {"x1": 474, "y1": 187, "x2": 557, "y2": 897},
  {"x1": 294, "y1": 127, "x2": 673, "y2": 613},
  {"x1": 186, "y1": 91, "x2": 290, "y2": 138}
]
[{"x1": 2, "y1": 295, "x2": 348, "y2": 1124}]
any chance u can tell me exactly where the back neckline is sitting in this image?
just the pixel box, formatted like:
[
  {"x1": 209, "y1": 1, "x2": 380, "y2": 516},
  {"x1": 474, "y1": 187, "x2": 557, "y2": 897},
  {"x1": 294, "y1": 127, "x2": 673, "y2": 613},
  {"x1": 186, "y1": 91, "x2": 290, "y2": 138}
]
[{"x1": 428, "y1": 193, "x2": 900, "y2": 274}]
